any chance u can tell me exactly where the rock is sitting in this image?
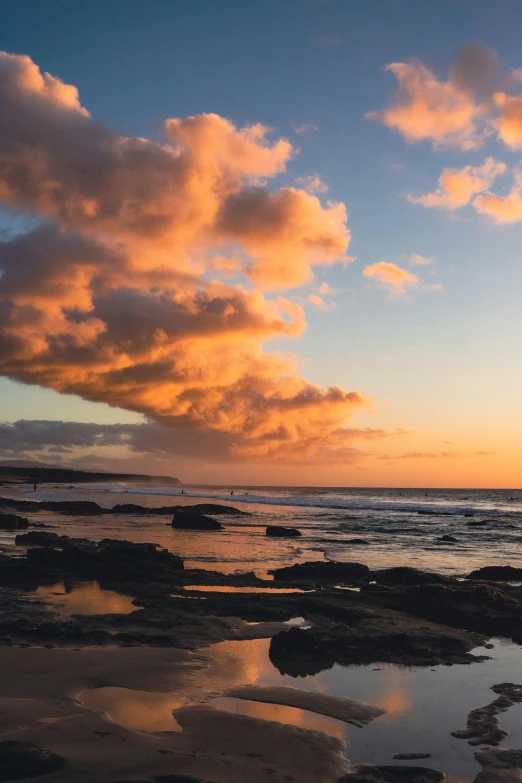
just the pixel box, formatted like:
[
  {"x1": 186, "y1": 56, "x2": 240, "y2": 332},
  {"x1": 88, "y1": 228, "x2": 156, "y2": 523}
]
[
  {"x1": 0, "y1": 513, "x2": 28, "y2": 530},
  {"x1": 270, "y1": 561, "x2": 371, "y2": 584},
  {"x1": 266, "y1": 525, "x2": 301, "y2": 538},
  {"x1": 0, "y1": 740, "x2": 66, "y2": 780},
  {"x1": 451, "y1": 683, "x2": 522, "y2": 746},
  {"x1": 269, "y1": 627, "x2": 336, "y2": 676},
  {"x1": 109, "y1": 778, "x2": 214, "y2": 783},
  {"x1": 438, "y1": 535, "x2": 458, "y2": 543},
  {"x1": 0, "y1": 555, "x2": 37, "y2": 588},
  {"x1": 338, "y1": 765, "x2": 445, "y2": 783},
  {"x1": 473, "y1": 748, "x2": 522, "y2": 783},
  {"x1": 374, "y1": 567, "x2": 452, "y2": 586},
  {"x1": 15, "y1": 531, "x2": 69, "y2": 547},
  {"x1": 41, "y1": 500, "x2": 106, "y2": 515},
  {"x1": 171, "y1": 510, "x2": 222, "y2": 531},
  {"x1": 393, "y1": 754, "x2": 432, "y2": 760},
  {"x1": 467, "y1": 566, "x2": 522, "y2": 581},
  {"x1": 27, "y1": 546, "x2": 66, "y2": 568}
]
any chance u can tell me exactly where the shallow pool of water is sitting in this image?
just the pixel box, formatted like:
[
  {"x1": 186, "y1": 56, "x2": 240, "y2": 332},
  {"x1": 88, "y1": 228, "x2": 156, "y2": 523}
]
[
  {"x1": 77, "y1": 634, "x2": 522, "y2": 782},
  {"x1": 30, "y1": 582, "x2": 136, "y2": 615}
]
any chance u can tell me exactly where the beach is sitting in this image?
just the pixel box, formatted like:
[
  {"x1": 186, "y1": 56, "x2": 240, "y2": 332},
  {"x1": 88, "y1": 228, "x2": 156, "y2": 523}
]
[{"x1": 1, "y1": 482, "x2": 522, "y2": 783}]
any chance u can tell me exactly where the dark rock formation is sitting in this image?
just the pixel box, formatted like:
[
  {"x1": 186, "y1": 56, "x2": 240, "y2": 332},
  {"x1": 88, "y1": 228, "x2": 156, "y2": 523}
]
[
  {"x1": 270, "y1": 561, "x2": 371, "y2": 584},
  {"x1": 108, "y1": 777, "x2": 215, "y2": 783},
  {"x1": 438, "y1": 535, "x2": 458, "y2": 543},
  {"x1": 358, "y1": 579, "x2": 522, "y2": 644},
  {"x1": 171, "y1": 510, "x2": 222, "y2": 531},
  {"x1": 269, "y1": 602, "x2": 483, "y2": 675},
  {"x1": 0, "y1": 740, "x2": 66, "y2": 780},
  {"x1": 467, "y1": 566, "x2": 522, "y2": 581},
  {"x1": 266, "y1": 525, "x2": 302, "y2": 538},
  {"x1": 113, "y1": 502, "x2": 248, "y2": 516},
  {"x1": 373, "y1": 567, "x2": 454, "y2": 586},
  {"x1": 0, "y1": 513, "x2": 28, "y2": 530},
  {"x1": 338, "y1": 765, "x2": 445, "y2": 783},
  {"x1": 452, "y1": 682, "x2": 522, "y2": 746},
  {"x1": 0, "y1": 555, "x2": 38, "y2": 588},
  {"x1": 0, "y1": 494, "x2": 248, "y2": 518},
  {"x1": 473, "y1": 748, "x2": 522, "y2": 783},
  {"x1": 393, "y1": 754, "x2": 432, "y2": 760},
  {"x1": 0, "y1": 464, "x2": 178, "y2": 486},
  {"x1": 15, "y1": 531, "x2": 69, "y2": 547}
]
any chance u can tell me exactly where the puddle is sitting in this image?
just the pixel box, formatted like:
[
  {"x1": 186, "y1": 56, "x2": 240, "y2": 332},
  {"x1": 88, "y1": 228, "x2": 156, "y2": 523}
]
[
  {"x1": 30, "y1": 582, "x2": 136, "y2": 615},
  {"x1": 79, "y1": 686, "x2": 183, "y2": 732},
  {"x1": 76, "y1": 636, "x2": 522, "y2": 781},
  {"x1": 182, "y1": 585, "x2": 309, "y2": 594}
]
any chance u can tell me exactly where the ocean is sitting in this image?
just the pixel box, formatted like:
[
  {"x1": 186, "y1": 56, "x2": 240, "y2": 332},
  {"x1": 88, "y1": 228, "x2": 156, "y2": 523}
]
[{"x1": 10, "y1": 483, "x2": 522, "y2": 577}]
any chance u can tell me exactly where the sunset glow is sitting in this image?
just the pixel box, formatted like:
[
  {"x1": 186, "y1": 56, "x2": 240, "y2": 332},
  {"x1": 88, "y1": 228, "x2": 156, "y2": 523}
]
[{"x1": 0, "y1": 2, "x2": 521, "y2": 487}]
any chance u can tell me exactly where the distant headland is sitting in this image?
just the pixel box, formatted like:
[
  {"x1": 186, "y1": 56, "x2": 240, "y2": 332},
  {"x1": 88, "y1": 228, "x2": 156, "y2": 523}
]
[{"x1": 0, "y1": 462, "x2": 180, "y2": 486}]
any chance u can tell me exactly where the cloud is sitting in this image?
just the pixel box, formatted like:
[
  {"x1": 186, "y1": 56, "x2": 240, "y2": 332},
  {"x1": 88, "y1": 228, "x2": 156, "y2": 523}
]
[
  {"x1": 363, "y1": 261, "x2": 418, "y2": 294},
  {"x1": 407, "y1": 157, "x2": 506, "y2": 210},
  {"x1": 292, "y1": 123, "x2": 319, "y2": 134},
  {"x1": 295, "y1": 174, "x2": 328, "y2": 194},
  {"x1": 307, "y1": 294, "x2": 329, "y2": 310},
  {"x1": 474, "y1": 167, "x2": 522, "y2": 223},
  {"x1": 318, "y1": 282, "x2": 330, "y2": 294},
  {"x1": 369, "y1": 45, "x2": 522, "y2": 150},
  {"x1": 0, "y1": 51, "x2": 360, "y2": 462},
  {"x1": 492, "y1": 91, "x2": 522, "y2": 149},
  {"x1": 407, "y1": 253, "x2": 434, "y2": 266},
  {"x1": 368, "y1": 57, "x2": 482, "y2": 150},
  {"x1": 379, "y1": 450, "x2": 495, "y2": 460},
  {"x1": 0, "y1": 419, "x2": 403, "y2": 468}
]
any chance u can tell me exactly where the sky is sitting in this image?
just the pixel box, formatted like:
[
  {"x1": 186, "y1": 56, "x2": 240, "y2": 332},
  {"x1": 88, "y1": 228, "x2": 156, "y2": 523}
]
[{"x1": 0, "y1": 0, "x2": 521, "y2": 487}]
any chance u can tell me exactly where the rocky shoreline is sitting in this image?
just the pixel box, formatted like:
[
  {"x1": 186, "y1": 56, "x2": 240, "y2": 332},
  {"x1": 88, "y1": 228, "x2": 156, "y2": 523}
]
[{"x1": 1, "y1": 497, "x2": 522, "y2": 782}]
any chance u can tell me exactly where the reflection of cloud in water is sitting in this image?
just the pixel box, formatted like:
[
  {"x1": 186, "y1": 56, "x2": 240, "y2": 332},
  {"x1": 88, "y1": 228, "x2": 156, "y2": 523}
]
[
  {"x1": 80, "y1": 686, "x2": 183, "y2": 732},
  {"x1": 33, "y1": 582, "x2": 136, "y2": 615},
  {"x1": 373, "y1": 671, "x2": 413, "y2": 716},
  {"x1": 212, "y1": 696, "x2": 346, "y2": 739}
]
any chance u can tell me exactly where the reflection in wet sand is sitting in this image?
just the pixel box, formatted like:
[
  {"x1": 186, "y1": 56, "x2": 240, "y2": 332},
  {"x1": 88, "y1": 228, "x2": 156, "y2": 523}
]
[
  {"x1": 79, "y1": 686, "x2": 183, "y2": 732},
  {"x1": 68, "y1": 636, "x2": 522, "y2": 782},
  {"x1": 31, "y1": 582, "x2": 136, "y2": 615},
  {"x1": 212, "y1": 696, "x2": 346, "y2": 739}
]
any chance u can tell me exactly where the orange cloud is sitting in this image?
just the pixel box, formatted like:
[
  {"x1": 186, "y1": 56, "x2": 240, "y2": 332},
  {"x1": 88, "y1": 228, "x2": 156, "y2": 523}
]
[
  {"x1": 407, "y1": 253, "x2": 434, "y2": 266},
  {"x1": 407, "y1": 157, "x2": 506, "y2": 210},
  {"x1": 363, "y1": 262, "x2": 418, "y2": 294},
  {"x1": 369, "y1": 58, "x2": 481, "y2": 149},
  {"x1": 473, "y1": 168, "x2": 522, "y2": 222},
  {"x1": 370, "y1": 46, "x2": 522, "y2": 150},
  {"x1": 0, "y1": 52, "x2": 360, "y2": 461},
  {"x1": 307, "y1": 294, "x2": 329, "y2": 310},
  {"x1": 492, "y1": 91, "x2": 522, "y2": 149}
]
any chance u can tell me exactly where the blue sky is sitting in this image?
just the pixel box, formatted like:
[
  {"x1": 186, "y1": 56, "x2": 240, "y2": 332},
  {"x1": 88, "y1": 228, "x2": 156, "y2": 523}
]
[{"x1": 0, "y1": 0, "x2": 521, "y2": 485}]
